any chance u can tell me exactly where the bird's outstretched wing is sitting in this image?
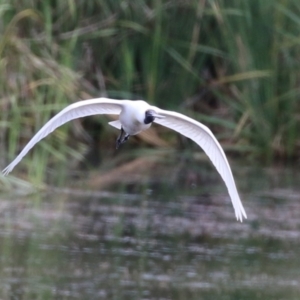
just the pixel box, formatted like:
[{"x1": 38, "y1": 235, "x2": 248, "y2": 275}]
[
  {"x1": 2, "y1": 98, "x2": 124, "y2": 175},
  {"x1": 153, "y1": 107, "x2": 247, "y2": 222}
]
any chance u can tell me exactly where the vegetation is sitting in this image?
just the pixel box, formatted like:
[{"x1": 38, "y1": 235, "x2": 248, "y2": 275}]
[{"x1": 1, "y1": 0, "x2": 300, "y2": 183}]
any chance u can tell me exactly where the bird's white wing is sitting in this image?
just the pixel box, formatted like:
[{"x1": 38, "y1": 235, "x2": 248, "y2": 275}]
[
  {"x1": 3, "y1": 98, "x2": 124, "y2": 175},
  {"x1": 108, "y1": 120, "x2": 122, "y2": 130},
  {"x1": 153, "y1": 108, "x2": 247, "y2": 222}
]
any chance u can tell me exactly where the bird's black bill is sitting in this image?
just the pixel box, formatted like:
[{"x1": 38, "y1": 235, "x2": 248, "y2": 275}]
[{"x1": 116, "y1": 128, "x2": 130, "y2": 149}]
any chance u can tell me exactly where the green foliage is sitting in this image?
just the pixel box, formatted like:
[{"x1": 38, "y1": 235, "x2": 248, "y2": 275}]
[
  {"x1": 1, "y1": 0, "x2": 300, "y2": 184},
  {"x1": 212, "y1": 0, "x2": 300, "y2": 160}
]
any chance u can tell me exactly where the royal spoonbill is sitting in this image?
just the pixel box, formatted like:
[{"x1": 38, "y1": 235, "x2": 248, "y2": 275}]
[{"x1": 2, "y1": 98, "x2": 247, "y2": 221}]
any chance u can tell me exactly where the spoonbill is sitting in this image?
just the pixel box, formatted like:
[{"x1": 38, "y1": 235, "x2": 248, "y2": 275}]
[{"x1": 2, "y1": 98, "x2": 247, "y2": 221}]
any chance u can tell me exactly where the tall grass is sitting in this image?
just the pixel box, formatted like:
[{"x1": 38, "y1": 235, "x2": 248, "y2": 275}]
[
  {"x1": 1, "y1": 0, "x2": 300, "y2": 185},
  {"x1": 210, "y1": 0, "x2": 300, "y2": 160},
  {"x1": 0, "y1": 6, "x2": 85, "y2": 184}
]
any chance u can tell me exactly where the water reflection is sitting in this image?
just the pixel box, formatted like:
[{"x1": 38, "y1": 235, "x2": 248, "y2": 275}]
[{"x1": 1, "y1": 163, "x2": 300, "y2": 299}]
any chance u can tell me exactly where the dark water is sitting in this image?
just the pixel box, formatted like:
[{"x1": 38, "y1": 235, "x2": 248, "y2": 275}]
[{"x1": 1, "y1": 163, "x2": 300, "y2": 299}]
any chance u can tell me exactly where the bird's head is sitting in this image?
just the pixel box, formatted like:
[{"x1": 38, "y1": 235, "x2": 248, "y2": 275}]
[{"x1": 144, "y1": 110, "x2": 165, "y2": 124}]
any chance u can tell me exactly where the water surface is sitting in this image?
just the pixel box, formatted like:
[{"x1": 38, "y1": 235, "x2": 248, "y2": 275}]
[{"x1": 1, "y1": 162, "x2": 300, "y2": 299}]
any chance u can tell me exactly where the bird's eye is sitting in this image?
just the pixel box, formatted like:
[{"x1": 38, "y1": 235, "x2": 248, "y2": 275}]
[{"x1": 144, "y1": 110, "x2": 155, "y2": 124}]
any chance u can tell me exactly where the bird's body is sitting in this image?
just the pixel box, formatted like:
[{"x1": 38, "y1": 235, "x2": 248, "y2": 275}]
[
  {"x1": 119, "y1": 100, "x2": 152, "y2": 135},
  {"x1": 2, "y1": 98, "x2": 247, "y2": 221}
]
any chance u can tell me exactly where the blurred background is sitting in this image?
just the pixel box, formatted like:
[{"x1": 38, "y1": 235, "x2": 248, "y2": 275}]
[{"x1": 1, "y1": 1, "x2": 300, "y2": 299}]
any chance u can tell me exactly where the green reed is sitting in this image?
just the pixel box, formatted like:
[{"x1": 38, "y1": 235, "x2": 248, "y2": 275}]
[
  {"x1": 1, "y1": 0, "x2": 300, "y2": 186},
  {"x1": 210, "y1": 0, "x2": 300, "y2": 160}
]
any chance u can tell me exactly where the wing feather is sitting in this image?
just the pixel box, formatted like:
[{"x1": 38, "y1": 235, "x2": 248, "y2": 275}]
[
  {"x1": 153, "y1": 108, "x2": 247, "y2": 222},
  {"x1": 3, "y1": 98, "x2": 124, "y2": 175}
]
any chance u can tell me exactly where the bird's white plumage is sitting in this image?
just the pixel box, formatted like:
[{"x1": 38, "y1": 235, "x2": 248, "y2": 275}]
[
  {"x1": 108, "y1": 120, "x2": 122, "y2": 130},
  {"x1": 2, "y1": 97, "x2": 247, "y2": 221},
  {"x1": 119, "y1": 100, "x2": 153, "y2": 135},
  {"x1": 152, "y1": 107, "x2": 247, "y2": 221},
  {"x1": 2, "y1": 98, "x2": 123, "y2": 175}
]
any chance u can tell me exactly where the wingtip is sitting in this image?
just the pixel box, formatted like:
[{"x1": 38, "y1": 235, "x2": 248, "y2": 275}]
[
  {"x1": 2, "y1": 165, "x2": 12, "y2": 176},
  {"x1": 2, "y1": 170, "x2": 9, "y2": 176},
  {"x1": 236, "y1": 210, "x2": 247, "y2": 222},
  {"x1": 237, "y1": 215, "x2": 243, "y2": 222}
]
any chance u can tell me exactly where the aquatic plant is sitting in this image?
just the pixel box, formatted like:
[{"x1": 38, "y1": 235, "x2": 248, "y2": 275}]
[{"x1": 1, "y1": 0, "x2": 300, "y2": 185}]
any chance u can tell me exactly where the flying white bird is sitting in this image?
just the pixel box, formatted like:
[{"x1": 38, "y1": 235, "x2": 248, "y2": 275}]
[{"x1": 2, "y1": 98, "x2": 247, "y2": 221}]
